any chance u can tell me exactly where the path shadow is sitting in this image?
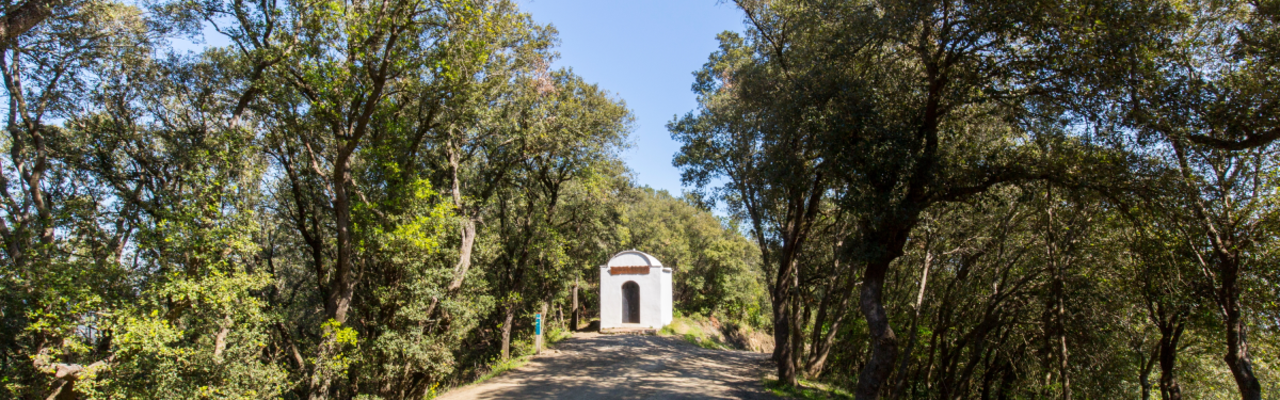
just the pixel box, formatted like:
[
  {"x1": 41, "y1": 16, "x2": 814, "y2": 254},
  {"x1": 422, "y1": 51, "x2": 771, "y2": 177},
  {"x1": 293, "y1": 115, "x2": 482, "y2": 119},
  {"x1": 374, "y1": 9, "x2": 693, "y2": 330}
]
[{"x1": 442, "y1": 334, "x2": 780, "y2": 400}]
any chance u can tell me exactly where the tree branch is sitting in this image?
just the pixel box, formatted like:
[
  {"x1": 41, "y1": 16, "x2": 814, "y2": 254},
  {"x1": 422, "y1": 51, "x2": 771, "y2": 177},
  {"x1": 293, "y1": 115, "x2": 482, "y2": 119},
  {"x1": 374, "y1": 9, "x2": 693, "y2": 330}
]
[
  {"x1": 0, "y1": 0, "x2": 54, "y2": 47},
  {"x1": 1187, "y1": 128, "x2": 1280, "y2": 151}
]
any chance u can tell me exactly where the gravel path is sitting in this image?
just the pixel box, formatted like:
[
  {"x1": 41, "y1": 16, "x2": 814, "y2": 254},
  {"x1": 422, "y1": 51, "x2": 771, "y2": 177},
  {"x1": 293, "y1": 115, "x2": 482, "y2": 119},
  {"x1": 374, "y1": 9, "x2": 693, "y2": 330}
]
[{"x1": 435, "y1": 332, "x2": 783, "y2": 400}]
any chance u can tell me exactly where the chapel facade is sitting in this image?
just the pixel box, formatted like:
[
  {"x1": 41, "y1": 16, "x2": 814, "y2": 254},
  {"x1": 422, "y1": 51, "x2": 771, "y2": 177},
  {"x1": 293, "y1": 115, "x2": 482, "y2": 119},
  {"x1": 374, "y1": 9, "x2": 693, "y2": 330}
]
[{"x1": 598, "y1": 250, "x2": 673, "y2": 329}]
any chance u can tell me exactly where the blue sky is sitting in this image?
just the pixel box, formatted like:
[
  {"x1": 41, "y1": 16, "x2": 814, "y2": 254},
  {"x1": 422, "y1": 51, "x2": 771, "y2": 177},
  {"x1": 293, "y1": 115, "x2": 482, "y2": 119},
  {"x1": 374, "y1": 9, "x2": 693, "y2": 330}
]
[{"x1": 517, "y1": 0, "x2": 743, "y2": 195}]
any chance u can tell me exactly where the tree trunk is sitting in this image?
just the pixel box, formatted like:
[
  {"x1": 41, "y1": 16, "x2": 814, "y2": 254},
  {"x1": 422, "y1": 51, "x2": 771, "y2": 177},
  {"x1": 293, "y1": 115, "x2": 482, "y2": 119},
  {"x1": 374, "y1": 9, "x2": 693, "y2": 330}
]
[
  {"x1": 425, "y1": 148, "x2": 477, "y2": 320},
  {"x1": 769, "y1": 176, "x2": 825, "y2": 388},
  {"x1": 1043, "y1": 192, "x2": 1071, "y2": 400},
  {"x1": 807, "y1": 271, "x2": 854, "y2": 378},
  {"x1": 1059, "y1": 331, "x2": 1070, "y2": 400},
  {"x1": 1158, "y1": 317, "x2": 1185, "y2": 400},
  {"x1": 790, "y1": 297, "x2": 807, "y2": 377},
  {"x1": 449, "y1": 219, "x2": 476, "y2": 282},
  {"x1": 1140, "y1": 345, "x2": 1157, "y2": 400},
  {"x1": 326, "y1": 153, "x2": 355, "y2": 324},
  {"x1": 979, "y1": 355, "x2": 999, "y2": 400},
  {"x1": 1222, "y1": 272, "x2": 1261, "y2": 400},
  {"x1": 772, "y1": 255, "x2": 798, "y2": 386},
  {"x1": 890, "y1": 247, "x2": 932, "y2": 399},
  {"x1": 856, "y1": 257, "x2": 898, "y2": 400},
  {"x1": 307, "y1": 326, "x2": 338, "y2": 400},
  {"x1": 571, "y1": 276, "x2": 579, "y2": 331},
  {"x1": 424, "y1": 143, "x2": 481, "y2": 321},
  {"x1": 996, "y1": 360, "x2": 1016, "y2": 400},
  {"x1": 310, "y1": 146, "x2": 357, "y2": 400},
  {"x1": 1171, "y1": 140, "x2": 1262, "y2": 400},
  {"x1": 805, "y1": 313, "x2": 842, "y2": 378},
  {"x1": 809, "y1": 272, "x2": 836, "y2": 362},
  {"x1": 853, "y1": 211, "x2": 920, "y2": 400},
  {"x1": 424, "y1": 218, "x2": 475, "y2": 319},
  {"x1": 501, "y1": 302, "x2": 516, "y2": 360},
  {"x1": 771, "y1": 291, "x2": 796, "y2": 385},
  {"x1": 805, "y1": 318, "x2": 841, "y2": 378}
]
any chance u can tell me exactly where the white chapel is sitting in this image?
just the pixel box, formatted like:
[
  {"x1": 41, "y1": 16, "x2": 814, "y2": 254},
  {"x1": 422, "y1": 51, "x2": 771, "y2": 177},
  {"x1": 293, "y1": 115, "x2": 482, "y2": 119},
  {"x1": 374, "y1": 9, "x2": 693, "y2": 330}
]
[{"x1": 599, "y1": 250, "x2": 673, "y2": 329}]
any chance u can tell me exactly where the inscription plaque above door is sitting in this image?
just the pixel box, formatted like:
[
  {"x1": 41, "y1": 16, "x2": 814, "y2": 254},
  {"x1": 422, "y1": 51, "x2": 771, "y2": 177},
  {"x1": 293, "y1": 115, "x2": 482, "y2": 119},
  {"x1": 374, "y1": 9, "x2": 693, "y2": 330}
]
[{"x1": 609, "y1": 266, "x2": 650, "y2": 275}]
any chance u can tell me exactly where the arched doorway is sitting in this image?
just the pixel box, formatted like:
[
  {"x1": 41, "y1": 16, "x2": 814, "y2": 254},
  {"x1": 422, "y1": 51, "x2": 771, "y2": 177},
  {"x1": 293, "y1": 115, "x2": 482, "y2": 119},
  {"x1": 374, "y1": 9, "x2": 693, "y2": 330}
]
[{"x1": 622, "y1": 281, "x2": 640, "y2": 323}]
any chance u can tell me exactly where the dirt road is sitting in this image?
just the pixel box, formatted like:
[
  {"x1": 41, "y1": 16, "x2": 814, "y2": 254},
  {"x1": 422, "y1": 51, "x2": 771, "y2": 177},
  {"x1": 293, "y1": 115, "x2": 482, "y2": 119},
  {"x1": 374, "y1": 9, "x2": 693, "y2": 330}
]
[{"x1": 435, "y1": 332, "x2": 782, "y2": 400}]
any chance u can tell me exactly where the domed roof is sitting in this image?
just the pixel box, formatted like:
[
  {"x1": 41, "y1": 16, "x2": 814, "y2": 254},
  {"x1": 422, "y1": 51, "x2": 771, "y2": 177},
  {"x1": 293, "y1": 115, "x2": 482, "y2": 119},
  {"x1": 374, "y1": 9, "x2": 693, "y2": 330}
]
[{"x1": 606, "y1": 249, "x2": 663, "y2": 268}]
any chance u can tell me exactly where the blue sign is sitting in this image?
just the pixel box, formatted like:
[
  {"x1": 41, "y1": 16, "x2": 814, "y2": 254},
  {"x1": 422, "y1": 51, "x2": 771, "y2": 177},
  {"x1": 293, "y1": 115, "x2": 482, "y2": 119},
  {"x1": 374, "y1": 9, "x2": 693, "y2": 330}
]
[{"x1": 535, "y1": 313, "x2": 542, "y2": 335}]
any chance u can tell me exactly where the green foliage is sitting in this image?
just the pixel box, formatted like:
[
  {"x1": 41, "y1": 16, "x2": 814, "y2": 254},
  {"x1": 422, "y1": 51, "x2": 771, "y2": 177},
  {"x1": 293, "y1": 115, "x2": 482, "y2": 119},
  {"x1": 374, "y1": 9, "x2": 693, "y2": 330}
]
[
  {"x1": 5, "y1": 0, "x2": 1278, "y2": 398},
  {"x1": 0, "y1": 0, "x2": 644, "y2": 397},
  {"x1": 762, "y1": 378, "x2": 854, "y2": 400},
  {"x1": 673, "y1": 0, "x2": 1280, "y2": 398},
  {"x1": 612, "y1": 187, "x2": 769, "y2": 328},
  {"x1": 463, "y1": 354, "x2": 531, "y2": 391}
]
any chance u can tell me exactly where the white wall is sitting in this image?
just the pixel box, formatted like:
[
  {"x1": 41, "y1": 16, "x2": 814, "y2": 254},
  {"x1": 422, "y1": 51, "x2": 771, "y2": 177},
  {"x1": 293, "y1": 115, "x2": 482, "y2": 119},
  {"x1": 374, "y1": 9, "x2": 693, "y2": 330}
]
[
  {"x1": 598, "y1": 250, "x2": 673, "y2": 329},
  {"x1": 599, "y1": 265, "x2": 621, "y2": 328},
  {"x1": 661, "y1": 267, "x2": 673, "y2": 326},
  {"x1": 639, "y1": 271, "x2": 662, "y2": 328}
]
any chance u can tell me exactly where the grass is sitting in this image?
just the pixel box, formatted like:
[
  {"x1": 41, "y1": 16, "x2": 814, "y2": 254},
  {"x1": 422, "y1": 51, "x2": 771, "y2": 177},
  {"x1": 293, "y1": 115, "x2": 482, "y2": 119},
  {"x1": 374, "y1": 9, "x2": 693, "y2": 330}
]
[
  {"x1": 472, "y1": 356, "x2": 531, "y2": 387},
  {"x1": 425, "y1": 355, "x2": 533, "y2": 399},
  {"x1": 658, "y1": 315, "x2": 732, "y2": 350},
  {"x1": 429, "y1": 326, "x2": 576, "y2": 399},
  {"x1": 544, "y1": 326, "x2": 573, "y2": 346},
  {"x1": 682, "y1": 332, "x2": 729, "y2": 350},
  {"x1": 762, "y1": 378, "x2": 855, "y2": 400}
]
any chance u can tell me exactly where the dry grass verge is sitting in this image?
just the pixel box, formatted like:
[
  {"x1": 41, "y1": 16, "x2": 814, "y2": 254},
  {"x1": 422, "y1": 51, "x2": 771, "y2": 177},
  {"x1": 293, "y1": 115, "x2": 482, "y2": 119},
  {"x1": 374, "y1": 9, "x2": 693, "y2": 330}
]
[{"x1": 659, "y1": 314, "x2": 773, "y2": 353}]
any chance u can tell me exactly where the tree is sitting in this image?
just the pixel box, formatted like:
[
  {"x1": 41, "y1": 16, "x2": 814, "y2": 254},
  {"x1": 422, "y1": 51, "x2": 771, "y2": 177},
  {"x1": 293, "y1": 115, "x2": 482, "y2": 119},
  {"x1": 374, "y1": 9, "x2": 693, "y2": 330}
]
[
  {"x1": 671, "y1": 28, "x2": 833, "y2": 387},
  {"x1": 485, "y1": 70, "x2": 630, "y2": 359},
  {"x1": 611, "y1": 186, "x2": 767, "y2": 323},
  {"x1": 675, "y1": 1, "x2": 1132, "y2": 397},
  {"x1": 1112, "y1": 2, "x2": 1280, "y2": 397}
]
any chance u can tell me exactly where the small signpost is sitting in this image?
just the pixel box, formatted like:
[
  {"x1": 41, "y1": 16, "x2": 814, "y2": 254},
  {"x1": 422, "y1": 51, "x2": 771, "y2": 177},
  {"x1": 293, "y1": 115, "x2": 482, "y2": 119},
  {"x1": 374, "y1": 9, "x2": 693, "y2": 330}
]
[{"x1": 534, "y1": 313, "x2": 543, "y2": 354}]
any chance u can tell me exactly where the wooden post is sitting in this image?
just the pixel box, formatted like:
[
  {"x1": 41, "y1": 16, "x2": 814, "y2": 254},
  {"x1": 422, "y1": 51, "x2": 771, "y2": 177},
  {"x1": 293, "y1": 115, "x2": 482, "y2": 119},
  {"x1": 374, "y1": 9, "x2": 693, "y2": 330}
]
[
  {"x1": 571, "y1": 276, "x2": 579, "y2": 331},
  {"x1": 536, "y1": 302, "x2": 548, "y2": 354}
]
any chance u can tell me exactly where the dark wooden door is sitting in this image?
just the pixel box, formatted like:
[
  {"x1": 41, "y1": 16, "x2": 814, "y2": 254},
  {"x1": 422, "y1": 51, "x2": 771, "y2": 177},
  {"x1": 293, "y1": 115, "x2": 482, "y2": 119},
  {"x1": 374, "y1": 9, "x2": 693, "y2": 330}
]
[{"x1": 622, "y1": 281, "x2": 640, "y2": 323}]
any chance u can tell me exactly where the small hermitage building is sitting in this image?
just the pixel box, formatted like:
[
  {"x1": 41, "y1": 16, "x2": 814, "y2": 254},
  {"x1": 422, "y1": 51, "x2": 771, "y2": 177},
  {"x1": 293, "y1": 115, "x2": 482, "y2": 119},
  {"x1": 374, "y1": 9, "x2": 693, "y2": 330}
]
[{"x1": 599, "y1": 250, "x2": 673, "y2": 329}]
